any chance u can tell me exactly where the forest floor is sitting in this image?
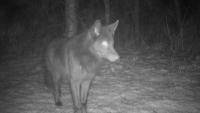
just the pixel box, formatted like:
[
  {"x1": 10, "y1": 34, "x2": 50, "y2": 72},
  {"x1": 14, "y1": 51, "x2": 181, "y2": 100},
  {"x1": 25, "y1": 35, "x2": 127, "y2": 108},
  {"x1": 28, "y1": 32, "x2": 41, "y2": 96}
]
[{"x1": 0, "y1": 51, "x2": 200, "y2": 113}]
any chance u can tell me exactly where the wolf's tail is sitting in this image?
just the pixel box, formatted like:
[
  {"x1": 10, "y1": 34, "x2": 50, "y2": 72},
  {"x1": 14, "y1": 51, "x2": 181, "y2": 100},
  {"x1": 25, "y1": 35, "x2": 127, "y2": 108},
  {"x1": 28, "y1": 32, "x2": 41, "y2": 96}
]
[{"x1": 44, "y1": 70, "x2": 53, "y2": 89}]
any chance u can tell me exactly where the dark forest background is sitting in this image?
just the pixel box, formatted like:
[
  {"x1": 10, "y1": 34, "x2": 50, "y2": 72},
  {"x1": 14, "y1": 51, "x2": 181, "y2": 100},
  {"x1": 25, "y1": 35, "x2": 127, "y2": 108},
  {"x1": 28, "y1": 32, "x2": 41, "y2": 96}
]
[{"x1": 0, "y1": 0, "x2": 200, "y2": 62}]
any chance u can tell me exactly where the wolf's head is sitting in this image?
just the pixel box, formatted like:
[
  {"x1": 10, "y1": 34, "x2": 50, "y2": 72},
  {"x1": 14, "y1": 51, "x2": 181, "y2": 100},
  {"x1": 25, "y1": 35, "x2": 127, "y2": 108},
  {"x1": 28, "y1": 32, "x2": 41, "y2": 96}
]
[{"x1": 89, "y1": 20, "x2": 119, "y2": 62}]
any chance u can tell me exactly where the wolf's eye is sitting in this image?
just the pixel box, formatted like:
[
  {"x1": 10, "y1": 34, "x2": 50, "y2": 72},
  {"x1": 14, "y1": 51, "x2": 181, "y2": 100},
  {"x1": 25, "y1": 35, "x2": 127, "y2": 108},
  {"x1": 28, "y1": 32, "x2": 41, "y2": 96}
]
[{"x1": 102, "y1": 41, "x2": 108, "y2": 48}]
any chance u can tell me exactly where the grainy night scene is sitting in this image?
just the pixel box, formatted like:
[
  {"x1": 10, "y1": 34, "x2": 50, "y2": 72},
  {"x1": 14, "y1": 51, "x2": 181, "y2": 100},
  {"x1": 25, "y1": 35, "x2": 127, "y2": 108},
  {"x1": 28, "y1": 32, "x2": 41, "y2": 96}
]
[{"x1": 0, "y1": 0, "x2": 200, "y2": 113}]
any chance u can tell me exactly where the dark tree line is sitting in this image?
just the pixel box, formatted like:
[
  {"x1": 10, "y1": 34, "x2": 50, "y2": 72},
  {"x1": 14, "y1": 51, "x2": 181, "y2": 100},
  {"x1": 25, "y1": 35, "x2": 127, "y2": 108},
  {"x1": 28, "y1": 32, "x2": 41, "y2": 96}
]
[{"x1": 0, "y1": 0, "x2": 199, "y2": 59}]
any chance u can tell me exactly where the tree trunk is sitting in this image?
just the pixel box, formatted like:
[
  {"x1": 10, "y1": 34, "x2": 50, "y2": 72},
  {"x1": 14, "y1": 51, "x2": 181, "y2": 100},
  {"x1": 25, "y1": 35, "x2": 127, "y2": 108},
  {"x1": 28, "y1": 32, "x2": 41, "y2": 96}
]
[
  {"x1": 174, "y1": 0, "x2": 183, "y2": 49},
  {"x1": 104, "y1": 0, "x2": 110, "y2": 24},
  {"x1": 174, "y1": 0, "x2": 182, "y2": 28},
  {"x1": 134, "y1": 0, "x2": 140, "y2": 46},
  {"x1": 65, "y1": 0, "x2": 77, "y2": 37},
  {"x1": 90, "y1": 0, "x2": 94, "y2": 21}
]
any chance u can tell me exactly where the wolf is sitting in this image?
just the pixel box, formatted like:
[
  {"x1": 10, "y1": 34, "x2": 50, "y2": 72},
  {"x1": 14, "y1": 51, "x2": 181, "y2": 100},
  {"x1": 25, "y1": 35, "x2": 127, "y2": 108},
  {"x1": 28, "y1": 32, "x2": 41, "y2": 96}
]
[{"x1": 44, "y1": 20, "x2": 119, "y2": 113}]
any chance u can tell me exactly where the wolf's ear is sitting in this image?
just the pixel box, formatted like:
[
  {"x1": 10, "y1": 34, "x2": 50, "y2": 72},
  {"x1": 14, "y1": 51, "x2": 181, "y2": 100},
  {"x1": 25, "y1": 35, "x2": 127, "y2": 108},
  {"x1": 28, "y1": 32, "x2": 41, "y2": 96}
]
[
  {"x1": 90, "y1": 20, "x2": 102, "y2": 37},
  {"x1": 106, "y1": 20, "x2": 119, "y2": 35}
]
